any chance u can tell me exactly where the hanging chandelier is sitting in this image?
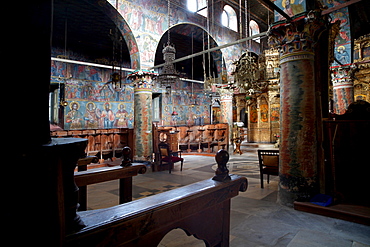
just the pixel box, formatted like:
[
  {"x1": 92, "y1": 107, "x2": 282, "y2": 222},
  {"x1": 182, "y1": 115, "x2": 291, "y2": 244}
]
[
  {"x1": 101, "y1": 28, "x2": 126, "y2": 93},
  {"x1": 155, "y1": 0, "x2": 180, "y2": 89},
  {"x1": 155, "y1": 42, "x2": 180, "y2": 88},
  {"x1": 232, "y1": 51, "x2": 268, "y2": 94}
]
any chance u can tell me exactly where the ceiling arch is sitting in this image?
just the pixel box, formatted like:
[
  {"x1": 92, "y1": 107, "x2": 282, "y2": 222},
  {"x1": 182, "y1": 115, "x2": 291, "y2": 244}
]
[
  {"x1": 154, "y1": 23, "x2": 224, "y2": 82},
  {"x1": 51, "y1": 0, "x2": 139, "y2": 69}
]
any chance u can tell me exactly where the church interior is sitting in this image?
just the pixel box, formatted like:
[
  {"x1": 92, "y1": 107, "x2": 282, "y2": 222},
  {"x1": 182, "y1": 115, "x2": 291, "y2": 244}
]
[{"x1": 10, "y1": 0, "x2": 370, "y2": 246}]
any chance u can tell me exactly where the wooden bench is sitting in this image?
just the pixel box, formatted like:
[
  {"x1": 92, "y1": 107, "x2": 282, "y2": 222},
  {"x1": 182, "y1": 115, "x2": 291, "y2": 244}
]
[
  {"x1": 66, "y1": 174, "x2": 247, "y2": 246},
  {"x1": 64, "y1": 150, "x2": 247, "y2": 247},
  {"x1": 74, "y1": 163, "x2": 147, "y2": 210}
]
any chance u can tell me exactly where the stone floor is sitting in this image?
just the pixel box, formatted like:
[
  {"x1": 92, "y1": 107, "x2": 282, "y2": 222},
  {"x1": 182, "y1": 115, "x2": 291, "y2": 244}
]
[{"x1": 86, "y1": 149, "x2": 370, "y2": 247}]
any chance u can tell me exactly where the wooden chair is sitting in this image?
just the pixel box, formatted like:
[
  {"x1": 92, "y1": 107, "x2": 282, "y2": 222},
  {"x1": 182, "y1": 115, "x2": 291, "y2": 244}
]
[
  {"x1": 158, "y1": 142, "x2": 183, "y2": 173},
  {"x1": 258, "y1": 149, "x2": 279, "y2": 188}
]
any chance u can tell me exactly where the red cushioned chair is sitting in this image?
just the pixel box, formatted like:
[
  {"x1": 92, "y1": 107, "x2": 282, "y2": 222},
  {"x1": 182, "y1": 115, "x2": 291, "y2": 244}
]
[{"x1": 158, "y1": 142, "x2": 183, "y2": 173}]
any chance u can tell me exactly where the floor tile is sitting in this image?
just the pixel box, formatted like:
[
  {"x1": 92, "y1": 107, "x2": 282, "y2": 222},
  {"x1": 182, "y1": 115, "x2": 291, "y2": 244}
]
[
  {"x1": 287, "y1": 229, "x2": 352, "y2": 247},
  {"x1": 83, "y1": 151, "x2": 370, "y2": 246}
]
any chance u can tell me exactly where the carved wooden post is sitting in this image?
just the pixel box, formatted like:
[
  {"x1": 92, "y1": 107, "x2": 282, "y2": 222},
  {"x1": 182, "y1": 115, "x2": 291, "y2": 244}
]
[
  {"x1": 121, "y1": 146, "x2": 132, "y2": 167},
  {"x1": 213, "y1": 149, "x2": 231, "y2": 182}
]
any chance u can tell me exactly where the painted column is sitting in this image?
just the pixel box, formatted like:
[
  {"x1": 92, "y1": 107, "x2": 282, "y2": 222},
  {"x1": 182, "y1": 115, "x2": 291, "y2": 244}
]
[
  {"x1": 220, "y1": 90, "x2": 233, "y2": 125},
  {"x1": 128, "y1": 70, "x2": 156, "y2": 162},
  {"x1": 268, "y1": 12, "x2": 327, "y2": 206},
  {"x1": 331, "y1": 66, "x2": 354, "y2": 114},
  {"x1": 220, "y1": 89, "x2": 233, "y2": 151}
]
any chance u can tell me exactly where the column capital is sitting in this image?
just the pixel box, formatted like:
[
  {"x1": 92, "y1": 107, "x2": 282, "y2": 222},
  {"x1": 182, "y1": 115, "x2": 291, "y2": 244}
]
[
  {"x1": 331, "y1": 65, "x2": 356, "y2": 87},
  {"x1": 127, "y1": 70, "x2": 157, "y2": 92},
  {"x1": 219, "y1": 89, "x2": 233, "y2": 101},
  {"x1": 268, "y1": 11, "x2": 328, "y2": 56}
]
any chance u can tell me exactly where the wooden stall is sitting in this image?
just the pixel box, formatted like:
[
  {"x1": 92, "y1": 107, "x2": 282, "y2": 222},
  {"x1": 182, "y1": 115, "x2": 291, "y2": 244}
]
[
  {"x1": 154, "y1": 123, "x2": 229, "y2": 154},
  {"x1": 51, "y1": 128, "x2": 134, "y2": 161}
]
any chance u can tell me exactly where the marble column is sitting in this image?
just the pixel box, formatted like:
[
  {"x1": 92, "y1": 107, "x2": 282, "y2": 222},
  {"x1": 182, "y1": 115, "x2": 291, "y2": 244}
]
[
  {"x1": 331, "y1": 66, "x2": 354, "y2": 115},
  {"x1": 128, "y1": 71, "x2": 156, "y2": 162},
  {"x1": 268, "y1": 12, "x2": 327, "y2": 206}
]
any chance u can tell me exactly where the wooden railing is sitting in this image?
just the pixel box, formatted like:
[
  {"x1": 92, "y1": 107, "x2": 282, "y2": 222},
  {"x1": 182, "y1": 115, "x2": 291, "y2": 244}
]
[
  {"x1": 64, "y1": 149, "x2": 248, "y2": 247},
  {"x1": 75, "y1": 163, "x2": 147, "y2": 211}
]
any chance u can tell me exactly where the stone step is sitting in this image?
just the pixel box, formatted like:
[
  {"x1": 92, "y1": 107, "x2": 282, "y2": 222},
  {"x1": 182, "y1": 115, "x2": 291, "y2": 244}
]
[{"x1": 239, "y1": 142, "x2": 276, "y2": 153}]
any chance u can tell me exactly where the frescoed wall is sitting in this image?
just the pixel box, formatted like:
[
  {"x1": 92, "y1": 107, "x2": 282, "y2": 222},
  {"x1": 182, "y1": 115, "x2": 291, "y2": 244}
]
[
  {"x1": 51, "y1": 59, "x2": 213, "y2": 129},
  {"x1": 156, "y1": 80, "x2": 212, "y2": 126},
  {"x1": 50, "y1": 0, "x2": 263, "y2": 132},
  {"x1": 323, "y1": 0, "x2": 352, "y2": 67},
  {"x1": 322, "y1": 0, "x2": 353, "y2": 114},
  {"x1": 107, "y1": 0, "x2": 248, "y2": 74},
  {"x1": 51, "y1": 60, "x2": 135, "y2": 130},
  {"x1": 274, "y1": 0, "x2": 306, "y2": 21}
]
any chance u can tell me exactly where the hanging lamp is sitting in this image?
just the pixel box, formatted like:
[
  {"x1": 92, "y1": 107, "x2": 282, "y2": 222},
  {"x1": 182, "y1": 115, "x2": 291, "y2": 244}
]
[{"x1": 155, "y1": 0, "x2": 180, "y2": 89}]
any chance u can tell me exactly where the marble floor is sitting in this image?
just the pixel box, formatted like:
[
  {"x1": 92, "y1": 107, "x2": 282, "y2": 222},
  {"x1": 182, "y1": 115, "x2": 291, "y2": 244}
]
[{"x1": 85, "y1": 149, "x2": 370, "y2": 247}]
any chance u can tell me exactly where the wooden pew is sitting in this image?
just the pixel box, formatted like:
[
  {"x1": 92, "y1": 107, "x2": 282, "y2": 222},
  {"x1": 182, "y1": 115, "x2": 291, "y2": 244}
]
[
  {"x1": 75, "y1": 163, "x2": 147, "y2": 209},
  {"x1": 75, "y1": 147, "x2": 145, "y2": 210},
  {"x1": 65, "y1": 150, "x2": 248, "y2": 247},
  {"x1": 76, "y1": 156, "x2": 99, "y2": 211},
  {"x1": 66, "y1": 174, "x2": 247, "y2": 247}
]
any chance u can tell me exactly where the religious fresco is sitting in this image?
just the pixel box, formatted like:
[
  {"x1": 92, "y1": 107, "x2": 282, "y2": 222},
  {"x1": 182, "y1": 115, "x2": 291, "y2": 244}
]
[
  {"x1": 51, "y1": 60, "x2": 213, "y2": 130},
  {"x1": 250, "y1": 103, "x2": 258, "y2": 123},
  {"x1": 108, "y1": 0, "x2": 245, "y2": 71},
  {"x1": 89, "y1": 0, "x2": 141, "y2": 69},
  {"x1": 110, "y1": 0, "x2": 168, "y2": 68},
  {"x1": 158, "y1": 80, "x2": 212, "y2": 126},
  {"x1": 51, "y1": 60, "x2": 135, "y2": 130},
  {"x1": 274, "y1": 0, "x2": 306, "y2": 21},
  {"x1": 323, "y1": 0, "x2": 351, "y2": 67},
  {"x1": 50, "y1": 0, "x2": 258, "y2": 132},
  {"x1": 270, "y1": 104, "x2": 280, "y2": 122},
  {"x1": 260, "y1": 104, "x2": 269, "y2": 122}
]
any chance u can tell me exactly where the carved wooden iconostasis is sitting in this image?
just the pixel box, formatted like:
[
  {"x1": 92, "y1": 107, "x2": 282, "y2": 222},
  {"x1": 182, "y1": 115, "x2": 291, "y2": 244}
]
[
  {"x1": 237, "y1": 90, "x2": 280, "y2": 143},
  {"x1": 234, "y1": 48, "x2": 280, "y2": 143},
  {"x1": 353, "y1": 34, "x2": 370, "y2": 103}
]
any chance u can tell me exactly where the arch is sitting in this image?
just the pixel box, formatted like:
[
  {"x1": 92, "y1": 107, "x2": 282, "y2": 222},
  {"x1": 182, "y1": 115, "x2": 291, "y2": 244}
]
[
  {"x1": 222, "y1": 5, "x2": 238, "y2": 32},
  {"x1": 154, "y1": 23, "x2": 224, "y2": 81},
  {"x1": 187, "y1": 0, "x2": 208, "y2": 17},
  {"x1": 86, "y1": 0, "x2": 140, "y2": 69},
  {"x1": 249, "y1": 20, "x2": 260, "y2": 43}
]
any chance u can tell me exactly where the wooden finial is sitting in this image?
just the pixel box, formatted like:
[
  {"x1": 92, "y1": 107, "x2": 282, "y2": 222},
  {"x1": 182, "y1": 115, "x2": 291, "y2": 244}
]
[
  {"x1": 121, "y1": 146, "x2": 132, "y2": 167},
  {"x1": 213, "y1": 149, "x2": 231, "y2": 182}
]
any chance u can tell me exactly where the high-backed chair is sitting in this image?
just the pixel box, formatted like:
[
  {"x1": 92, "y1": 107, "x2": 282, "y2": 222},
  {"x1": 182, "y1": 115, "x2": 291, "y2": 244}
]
[
  {"x1": 258, "y1": 149, "x2": 279, "y2": 188},
  {"x1": 158, "y1": 142, "x2": 184, "y2": 173}
]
